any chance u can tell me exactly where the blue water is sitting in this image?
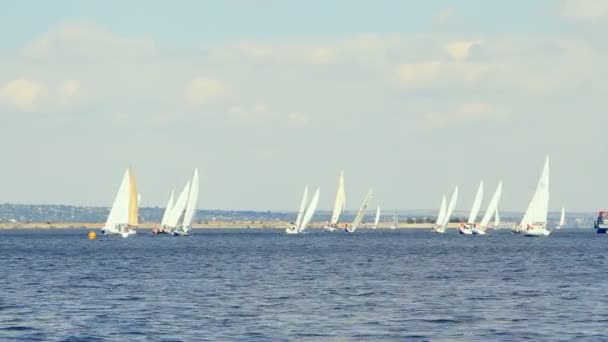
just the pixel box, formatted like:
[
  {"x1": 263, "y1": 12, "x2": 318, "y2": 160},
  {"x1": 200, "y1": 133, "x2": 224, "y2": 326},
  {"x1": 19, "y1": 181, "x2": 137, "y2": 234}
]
[{"x1": 0, "y1": 229, "x2": 607, "y2": 341}]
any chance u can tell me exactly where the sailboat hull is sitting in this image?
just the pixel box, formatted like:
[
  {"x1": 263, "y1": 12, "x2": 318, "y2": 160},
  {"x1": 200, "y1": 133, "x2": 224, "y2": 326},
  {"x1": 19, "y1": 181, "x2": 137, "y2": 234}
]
[
  {"x1": 520, "y1": 228, "x2": 551, "y2": 237},
  {"x1": 458, "y1": 224, "x2": 473, "y2": 235},
  {"x1": 471, "y1": 227, "x2": 486, "y2": 235}
]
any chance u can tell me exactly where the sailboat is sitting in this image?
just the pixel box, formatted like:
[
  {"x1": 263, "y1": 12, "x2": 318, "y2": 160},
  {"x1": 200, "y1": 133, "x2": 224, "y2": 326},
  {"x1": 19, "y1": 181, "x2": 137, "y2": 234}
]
[
  {"x1": 556, "y1": 206, "x2": 565, "y2": 229},
  {"x1": 459, "y1": 181, "x2": 483, "y2": 235},
  {"x1": 165, "y1": 180, "x2": 190, "y2": 234},
  {"x1": 433, "y1": 187, "x2": 458, "y2": 233},
  {"x1": 372, "y1": 205, "x2": 380, "y2": 229},
  {"x1": 473, "y1": 181, "x2": 503, "y2": 235},
  {"x1": 518, "y1": 157, "x2": 551, "y2": 237},
  {"x1": 323, "y1": 170, "x2": 346, "y2": 232},
  {"x1": 101, "y1": 168, "x2": 139, "y2": 238},
  {"x1": 432, "y1": 195, "x2": 447, "y2": 232},
  {"x1": 390, "y1": 210, "x2": 398, "y2": 229},
  {"x1": 286, "y1": 186, "x2": 320, "y2": 234},
  {"x1": 174, "y1": 168, "x2": 199, "y2": 236},
  {"x1": 346, "y1": 189, "x2": 373, "y2": 233},
  {"x1": 153, "y1": 190, "x2": 175, "y2": 234}
]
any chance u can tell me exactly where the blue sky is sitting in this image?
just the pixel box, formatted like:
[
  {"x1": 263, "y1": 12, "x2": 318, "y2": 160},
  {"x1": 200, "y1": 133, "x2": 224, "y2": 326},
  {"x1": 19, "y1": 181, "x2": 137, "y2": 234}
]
[{"x1": 1, "y1": 0, "x2": 607, "y2": 212}]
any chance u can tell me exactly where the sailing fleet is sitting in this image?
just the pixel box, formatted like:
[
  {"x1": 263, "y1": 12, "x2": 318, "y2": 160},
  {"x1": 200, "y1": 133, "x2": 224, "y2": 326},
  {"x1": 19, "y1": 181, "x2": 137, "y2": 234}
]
[{"x1": 101, "y1": 157, "x2": 565, "y2": 238}]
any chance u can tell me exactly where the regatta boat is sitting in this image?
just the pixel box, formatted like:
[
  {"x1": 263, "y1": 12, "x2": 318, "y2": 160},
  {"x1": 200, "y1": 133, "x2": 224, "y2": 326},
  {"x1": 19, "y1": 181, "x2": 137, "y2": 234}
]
[
  {"x1": 432, "y1": 195, "x2": 447, "y2": 232},
  {"x1": 459, "y1": 181, "x2": 483, "y2": 235},
  {"x1": 556, "y1": 206, "x2": 565, "y2": 229},
  {"x1": 494, "y1": 208, "x2": 501, "y2": 228},
  {"x1": 473, "y1": 181, "x2": 503, "y2": 235},
  {"x1": 153, "y1": 189, "x2": 174, "y2": 234},
  {"x1": 101, "y1": 168, "x2": 139, "y2": 238},
  {"x1": 390, "y1": 210, "x2": 398, "y2": 229},
  {"x1": 286, "y1": 186, "x2": 320, "y2": 234},
  {"x1": 164, "y1": 180, "x2": 191, "y2": 235},
  {"x1": 346, "y1": 189, "x2": 373, "y2": 233},
  {"x1": 286, "y1": 185, "x2": 309, "y2": 234},
  {"x1": 372, "y1": 205, "x2": 380, "y2": 229},
  {"x1": 323, "y1": 170, "x2": 346, "y2": 232},
  {"x1": 518, "y1": 157, "x2": 551, "y2": 237},
  {"x1": 433, "y1": 187, "x2": 458, "y2": 233},
  {"x1": 173, "y1": 168, "x2": 199, "y2": 236}
]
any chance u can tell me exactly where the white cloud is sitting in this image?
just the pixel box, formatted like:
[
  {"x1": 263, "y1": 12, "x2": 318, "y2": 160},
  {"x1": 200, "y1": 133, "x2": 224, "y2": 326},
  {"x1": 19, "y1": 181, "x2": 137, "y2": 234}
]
[
  {"x1": 423, "y1": 102, "x2": 509, "y2": 126},
  {"x1": 0, "y1": 78, "x2": 44, "y2": 111},
  {"x1": 394, "y1": 61, "x2": 489, "y2": 88},
  {"x1": 433, "y1": 9, "x2": 456, "y2": 25},
  {"x1": 55, "y1": 79, "x2": 83, "y2": 108},
  {"x1": 560, "y1": 0, "x2": 608, "y2": 20},
  {"x1": 446, "y1": 39, "x2": 484, "y2": 59},
  {"x1": 226, "y1": 103, "x2": 309, "y2": 127},
  {"x1": 184, "y1": 77, "x2": 230, "y2": 105},
  {"x1": 23, "y1": 20, "x2": 156, "y2": 60}
]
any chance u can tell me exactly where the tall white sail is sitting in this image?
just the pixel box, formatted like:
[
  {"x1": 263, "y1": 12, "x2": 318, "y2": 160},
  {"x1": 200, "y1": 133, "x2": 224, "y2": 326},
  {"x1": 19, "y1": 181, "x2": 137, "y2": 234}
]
[
  {"x1": 182, "y1": 169, "x2": 200, "y2": 229},
  {"x1": 103, "y1": 169, "x2": 131, "y2": 233},
  {"x1": 299, "y1": 187, "x2": 320, "y2": 232},
  {"x1": 559, "y1": 206, "x2": 565, "y2": 226},
  {"x1": 442, "y1": 186, "x2": 459, "y2": 228},
  {"x1": 479, "y1": 181, "x2": 503, "y2": 228},
  {"x1": 348, "y1": 189, "x2": 373, "y2": 233},
  {"x1": 494, "y1": 208, "x2": 500, "y2": 227},
  {"x1": 166, "y1": 181, "x2": 190, "y2": 228},
  {"x1": 467, "y1": 181, "x2": 484, "y2": 224},
  {"x1": 435, "y1": 195, "x2": 447, "y2": 225},
  {"x1": 329, "y1": 170, "x2": 346, "y2": 225},
  {"x1": 373, "y1": 205, "x2": 380, "y2": 229},
  {"x1": 392, "y1": 210, "x2": 398, "y2": 228},
  {"x1": 160, "y1": 190, "x2": 175, "y2": 226},
  {"x1": 520, "y1": 157, "x2": 550, "y2": 227},
  {"x1": 295, "y1": 185, "x2": 309, "y2": 228}
]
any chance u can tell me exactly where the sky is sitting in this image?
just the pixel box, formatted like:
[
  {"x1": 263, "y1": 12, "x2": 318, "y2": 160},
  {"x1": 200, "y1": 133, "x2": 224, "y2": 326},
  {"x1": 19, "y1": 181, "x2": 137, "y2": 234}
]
[{"x1": 1, "y1": 0, "x2": 607, "y2": 212}]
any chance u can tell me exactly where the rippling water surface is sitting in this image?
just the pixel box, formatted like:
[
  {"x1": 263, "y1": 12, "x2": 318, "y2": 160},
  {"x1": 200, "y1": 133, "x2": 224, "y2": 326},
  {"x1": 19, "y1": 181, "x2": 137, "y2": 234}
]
[{"x1": 1, "y1": 228, "x2": 607, "y2": 341}]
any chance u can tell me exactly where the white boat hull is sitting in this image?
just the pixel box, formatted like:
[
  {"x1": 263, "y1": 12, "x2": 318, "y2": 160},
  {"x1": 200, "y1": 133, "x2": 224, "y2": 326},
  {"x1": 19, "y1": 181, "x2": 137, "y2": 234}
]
[
  {"x1": 285, "y1": 227, "x2": 299, "y2": 234},
  {"x1": 521, "y1": 228, "x2": 551, "y2": 237},
  {"x1": 471, "y1": 227, "x2": 486, "y2": 235},
  {"x1": 458, "y1": 225, "x2": 473, "y2": 235},
  {"x1": 322, "y1": 225, "x2": 338, "y2": 232}
]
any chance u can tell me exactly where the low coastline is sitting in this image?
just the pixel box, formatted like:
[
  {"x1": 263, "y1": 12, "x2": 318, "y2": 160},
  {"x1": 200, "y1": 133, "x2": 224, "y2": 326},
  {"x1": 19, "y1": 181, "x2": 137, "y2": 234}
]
[{"x1": 0, "y1": 222, "x2": 476, "y2": 230}]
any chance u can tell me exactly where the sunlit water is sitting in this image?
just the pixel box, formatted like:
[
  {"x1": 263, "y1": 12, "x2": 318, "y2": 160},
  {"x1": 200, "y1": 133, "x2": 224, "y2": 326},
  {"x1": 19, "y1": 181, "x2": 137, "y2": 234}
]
[{"x1": 1, "y1": 228, "x2": 606, "y2": 341}]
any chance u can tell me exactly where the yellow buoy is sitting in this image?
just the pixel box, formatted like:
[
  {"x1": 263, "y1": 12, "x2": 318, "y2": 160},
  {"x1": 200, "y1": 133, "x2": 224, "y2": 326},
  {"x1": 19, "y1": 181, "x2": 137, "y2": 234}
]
[{"x1": 88, "y1": 231, "x2": 97, "y2": 240}]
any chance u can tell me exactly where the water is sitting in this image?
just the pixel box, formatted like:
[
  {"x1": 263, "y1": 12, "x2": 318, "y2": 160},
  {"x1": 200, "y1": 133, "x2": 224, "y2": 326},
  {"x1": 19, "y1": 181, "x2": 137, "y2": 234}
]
[{"x1": 1, "y1": 229, "x2": 607, "y2": 341}]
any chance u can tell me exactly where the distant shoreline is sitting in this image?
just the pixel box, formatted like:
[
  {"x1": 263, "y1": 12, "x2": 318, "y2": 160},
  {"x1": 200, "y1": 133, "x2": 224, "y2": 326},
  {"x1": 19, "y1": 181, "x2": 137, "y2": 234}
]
[{"x1": 0, "y1": 222, "x2": 497, "y2": 230}]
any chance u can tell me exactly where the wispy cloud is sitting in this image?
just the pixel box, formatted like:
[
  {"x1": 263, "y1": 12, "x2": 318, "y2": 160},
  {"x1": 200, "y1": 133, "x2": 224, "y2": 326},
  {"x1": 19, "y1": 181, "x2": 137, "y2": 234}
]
[{"x1": 560, "y1": 0, "x2": 608, "y2": 21}]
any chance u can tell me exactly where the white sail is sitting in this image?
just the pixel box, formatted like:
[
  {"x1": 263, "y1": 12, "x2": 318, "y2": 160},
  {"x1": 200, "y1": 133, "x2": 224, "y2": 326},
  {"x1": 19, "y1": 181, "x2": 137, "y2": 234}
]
[
  {"x1": 467, "y1": 181, "x2": 484, "y2": 224},
  {"x1": 392, "y1": 210, "x2": 398, "y2": 228},
  {"x1": 442, "y1": 186, "x2": 459, "y2": 228},
  {"x1": 435, "y1": 195, "x2": 447, "y2": 225},
  {"x1": 299, "y1": 187, "x2": 320, "y2": 232},
  {"x1": 494, "y1": 208, "x2": 500, "y2": 227},
  {"x1": 182, "y1": 169, "x2": 200, "y2": 229},
  {"x1": 479, "y1": 181, "x2": 503, "y2": 228},
  {"x1": 295, "y1": 185, "x2": 309, "y2": 228},
  {"x1": 520, "y1": 157, "x2": 550, "y2": 227},
  {"x1": 166, "y1": 181, "x2": 190, "y2": 228},
  {"x1": 329, "y1": 170, "x2": 346, "y2": 225},
  {"x1": 160, "y1": 190, "x2": 175, "y2": 226},
  {"x1": 559, "y1": 206, "x2": 565, "y2": 226},
  {"x1": 348, "y1": 189, "x2": 373, "y2": 233},
  {"x1": 373, "y1": 205, "x2": 380, "y2": 229},
  {"x1": 103, "y1": 169, "x2": 131, "y2": 233}
]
